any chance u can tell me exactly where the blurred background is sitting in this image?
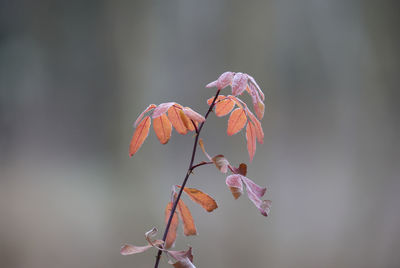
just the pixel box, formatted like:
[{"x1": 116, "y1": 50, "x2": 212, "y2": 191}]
[{"x1": 1, "y1": 0, "x2": 399, "y2": 267}]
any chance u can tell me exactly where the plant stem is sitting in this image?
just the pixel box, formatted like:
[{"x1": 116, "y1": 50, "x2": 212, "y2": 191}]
[{"x1": 154, "y1": 89, "x2": 220, "y2": 268}]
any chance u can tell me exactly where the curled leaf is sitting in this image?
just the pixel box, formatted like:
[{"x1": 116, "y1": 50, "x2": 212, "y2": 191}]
[
  {"x1": 178, "y1": 186, "x2": 218, "y2": 212},
  {"x1": 226, "y1": 174, "x2": 243, "y2": 200},
  {"x1": 168, "y1": 104, "x2": 188, "y2": 135},
  {"x1": 165, "y1": 202, "x2": 179, "y2": 249},
  {"x1": 177, "y1": 199, "x2": 197, "y2": 236},
  {"x1": 168, "y1": 247, "x2": 195, "y2": 268},
  {"x1": 153, "y1": 113, "x2": 172, "y2": 144},
  {"x1": 227, "y1": 108, "x2": 247, "y2": 136},
  {"x1": 182, "y1": 107, "x2": 206, "y2": 123},
  {"x1": 246, "y1": 121, "x2": 257, "y2": 162},
  {"x1": 129, "y1": 116, "x2": 151, "y2": 157},
  {"x1": 134, "y1": 104, "x2": 157, "y2": 127},
  {"x1": 211, "y1": 154, "x2": 229, "y2": 173}
]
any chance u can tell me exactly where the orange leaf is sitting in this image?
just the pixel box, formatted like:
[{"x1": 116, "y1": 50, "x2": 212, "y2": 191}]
[
  {"x1": 165, "y1": 202, "x2": 179, "y2": 249},
  {"x1": 207, "y1": 95, "x2": 226, "y2": 106},
  {"x1": 248, "y1": 112, "x2": 264, "y2": 144},
  {"x1": 179, "y1": 110, "x2": 197, "y2": 132},
  {"x1": 129, "y1": 116, "x2": 151, "y2": 157},
  {"x1": 168, "y1": 105, "x2": 188, "y2": 135},
  {"x1": 227, "y1": 108, "x2": 247, "y2": 136},
  {"x1": 177, "y1": 199, "x2": 197, "y2": 236},
  {"x1": 178, "y1": 186, "x2": 218, "y2": 212},
  {"x1": 215, "y1": 98, "x2": 235, "y2": 117},
  {"x1": 246, "y1": 121, "x2": 256, "y2": 162},
  {"x1": 153, "y1": 113, "x2": 172, "y2": 144}
]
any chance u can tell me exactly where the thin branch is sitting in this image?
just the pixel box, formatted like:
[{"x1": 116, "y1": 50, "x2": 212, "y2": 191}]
[
  {"x1": 154, "y1": 89, "x2": 221, "y2": 268},
  {"x1": 191, "y1": 161, "x2": 213, "y2": 171}
]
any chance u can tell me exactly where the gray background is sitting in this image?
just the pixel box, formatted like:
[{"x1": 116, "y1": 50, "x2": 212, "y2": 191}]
[{"x1": 1, "y1": 0, "x2": 399, "y2": 267}]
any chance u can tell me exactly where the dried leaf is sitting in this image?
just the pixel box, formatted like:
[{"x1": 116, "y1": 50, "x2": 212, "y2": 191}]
[
  {"x1": 238, "y1": 163, "x2": 247, "y2": 176},
  {"x1": 120, "y1": 244, "x2": 153, "y2": 255},
  {"x1": 153, "y1": 113, "x2": 172, "y2": 144},
  {"x1": 168, "y1": 247, "x2": 195, "y2": 267},
  {"x1": 152, "y1": 102, "x2": 176, "y2": 118},
  {"x1": 168, "y1": 104, "x2": 188, "y2": 135},
  {"x1": 241, "y1": 176, "x2": 270, "y2": 217},
  {"x1": 129, "y1": 116, "x2": 151, "y2": 157},
  {"x1": 172, "y1": 258, "x2": 196, "y2": 268},
  {"x1": 177, "y1": 199, "x2": 197, "y2": 236},
  {"x1": 134, "y1": 104, "x2": 157, "y2": 127},
  {"x1": 211, "y1": 154, "x2": 229, "y2": 173},
  {"x1": 165, "y1": 202, "x2": 179, "y2": 249},
  {"x1": 178, "y1": 186, "x2": 218, "y2": 212},
  {"x1": 198, "y1": 138, "x2": 211, "y2": 160},
  {"x1": 241, "y1": 176, "x2": 266, "y2": 199},
  {"x1": 231, "y1": 72, "x2": 248, "y2": 96},
  {"x1": 226, "y1": 174, "x2": 243, "y2": 200},
  {"x1": 246, "y1": 121, "x2": 257, "y2": 162},
  {"x1": 227, "y1": 108, "x2": 247, "y2": 136},
  {"x1": 182, "y1": 107, "x2": 205, "y2": 123}
]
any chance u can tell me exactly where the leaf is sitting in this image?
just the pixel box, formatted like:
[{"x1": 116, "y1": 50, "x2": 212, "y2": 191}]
[
  {"x1": 134, "y1": 104, "x2": 157, "y2": 127},
  {"x1": 227, "y1": 108, "x2": 247, "y2": 136},
  {"x1": 182, "y1": 107, "x2": 205, "y2": 123},
  {"x1": 254, "y1": 100, "x2": 265, "y2": 120},
  {"x1": 211, "y1": 154, "x2": 229, "y2": 173},
  {"x1": 179, "y1": 110, "x2": 197, "y2": 131},
  {"x1": 207, "y1": 95, "x2": 225, "y2": 106},
  {"x1": 152, "y1": 102, "x2": 176, "y2": 118},
  {"x1": 168, "y1": 104, "x2": 188, "y2": 135},
  {"x1": 129, "y1": 116, "x2": 151, "y2": 157},
  {"x1": 231, "y1": 72, "x2": 248, "y2": 96},
  {"x1": 215, "y1": 98, "x2": 235, "y2": 117},
  {"x1": 177, "y1": 199, "x2": 197, "y2": 236},
  {"x1": 248, "y1": 111, "x2": 264, "y2": 144},
  {"x1": 165, "y1": 202, "x2": 179, "y2": 249},
  {"x1": 168, "y1": 246, "x2": 195, "y2": 267},
  {"x1": 248, "y1": 74, "x2": 265, "y2": 101},
  {"x1": 153, "y1": 113, "x2": 172, "y2": 144},
  {"x1": 120, "y1": 244, "x2": 153, "y2": 255},
  {"x1": 246, "y1": 121, "x2": 257, "y2": 162},
  {"x1": 225, "y1": 174, "x2": 243, "y2": 200},
  {"x1": 178, "y1": 186, "x2": 218, "y2": 212},
  {"x1": 198, "y1": 138, "x2": 211, "y2": 160},
  {"x1": 241, "y1": 176, "x2": 270, "y2": 217}
]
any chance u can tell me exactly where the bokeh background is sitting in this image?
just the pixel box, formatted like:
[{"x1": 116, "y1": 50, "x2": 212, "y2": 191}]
[{"x1": 1, "y1": 0, "x2": 399, "y2": 267}]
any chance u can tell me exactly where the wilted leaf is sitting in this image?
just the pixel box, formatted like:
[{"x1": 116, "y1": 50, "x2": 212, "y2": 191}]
[
  {"x1": 225, "y1": 174, "x2": 243, "y2": 200},
  {"x1": 177, "y1": 200, "x2": 197, "y2": 236},
  {"x1": 178, "y1": 186, "x2": 218, "y2": 212},
  {"x1": 134, "y1": 104, "x2": 157, "y2": 127},
  {"x1": 241, "y1": 176, "x2": 270, "y2": 217},
  {"x1": 168, "y1": 104, "x2": 188, "y2": 135},
  {"x1": 246, "y1": 121, "x2": 256, "y2": 162},
  {"x1": 120, "y1": 244, "x2": 153, "y2": 255},
  {"x1": 171, "y1": 258, "x2": 196, "y2": 268},
  {"x1": 165, "y1": 202, "x2": 179, "y2": 249},
  {"x1": 227, "y1": 108, "x2": 247, "y2": 136},
  {"x1": 241, "y1": 176, "x2": 266, "y2": 198},
  {"x1": 211, "y1": 154, "x2": 229, "y2": 173},
  {"x1": 129, "y1": 116, "x2": 151, "y2": 157},
  {"x1": 238, "y1": 163, "x2": 247, "y2": 176},
  {"x1": 153, "y1": 113, "x2": 172, "y2": 144}
]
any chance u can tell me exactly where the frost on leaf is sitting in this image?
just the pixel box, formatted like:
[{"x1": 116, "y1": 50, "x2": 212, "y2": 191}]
[
  {"x1": 165, "y1": 202, "x2": 179, "y2": 249},
  {"x1": 182, "y1": 107, "x2": 206, "y2": 123},
  {"x1": 226, "y1": 174, "x2": 243, "y2": 200},
  {"x1": 227, "y1": 108, "x2": 247, "y2": 136},
  {"x1": 152, "y1": 102, "x2": 176, "y2": 118},
  {"x1": 207, "y1": 95, "x2": 236, "y2": 117},
  {"x1": 211, "y1": 154, "x2": 229, "y2": 173},
  {"x1": 178, "y1": 186, "x2": 218, "y2": 212},
  {"x1": 134, "y1": 104, "x2": 157, "y2": 127},
  {"x1": 231, "y1": 73, "x2": 248, "y2": 96},
  {"x1": 153, "y1": 113, "x2": 172, "y2": 144},
  {"x1": 129, "y1": 116, "x2": 151, "y2": 157}
]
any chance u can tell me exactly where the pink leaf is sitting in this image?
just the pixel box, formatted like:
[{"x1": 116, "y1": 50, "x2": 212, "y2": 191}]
[
  {"x1": 168, "y1": 247, "x2": 195, "y2": 268},
  {"x1": 182, "y1": 107, "x2": 205, "y2": 123},
  {"x1": 226, "y1": 174, "x2": 243, "y2": 199},
  {"x1": 241, "y1": 176, "x2": 266, "y2": 198},
  {"x1": 205, "y1": 80, "x2": 218, "y2": 88},
  {"x1": 153, "y1": 102, "x2": 176, "y2": 118},
  {"x1": 231, "y1": 73, "x2": 248, "y2": 96},
  {"x1": 216, "y1": 71, "x2": 235, "y2": 89},
  {"x1": 134, "y1": 104, "x2": 157, "y2": 127},
  {"x1": 248, "y1": 74, "x2": 265, "y2": 101},
  {"x1": 120, "y1": 244, "x2": 153, "y2": 255}
]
